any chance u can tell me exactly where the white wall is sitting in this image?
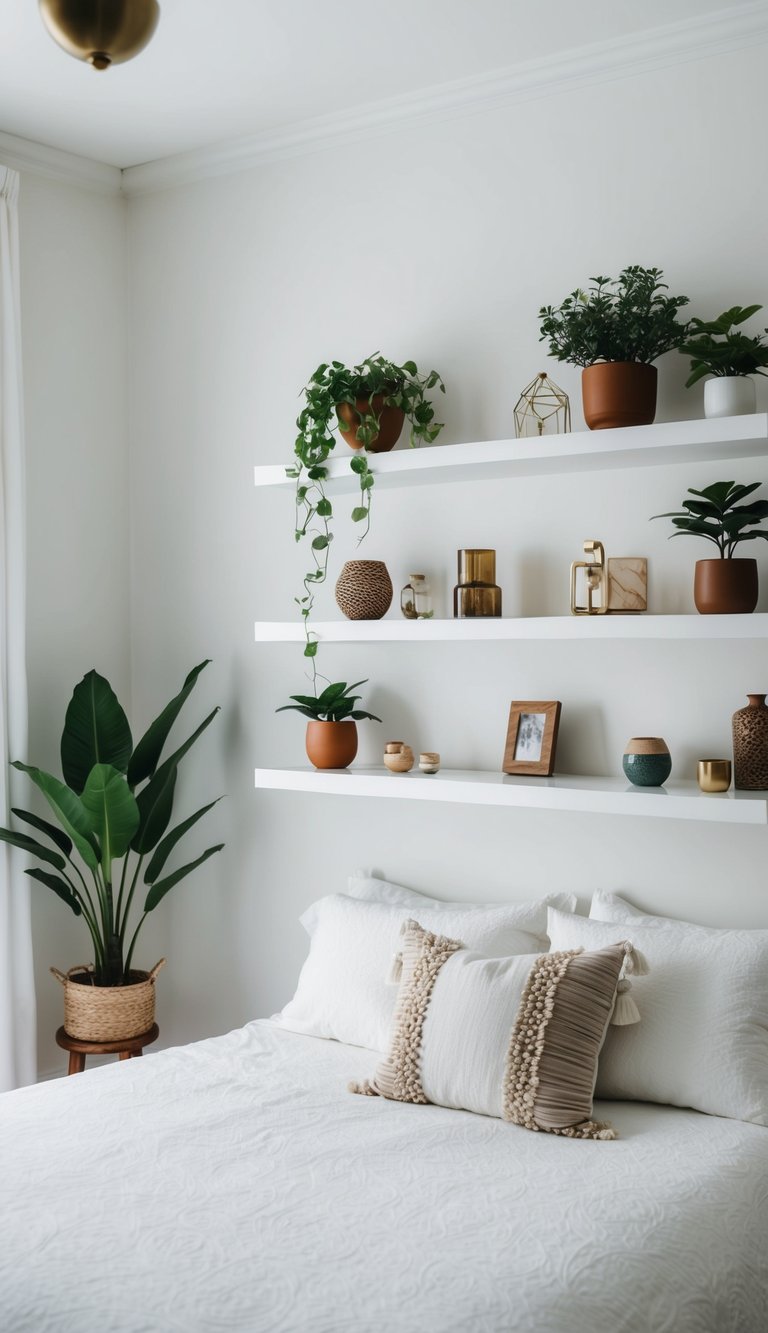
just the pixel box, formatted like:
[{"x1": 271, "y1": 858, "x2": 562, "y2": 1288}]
[
  {"x1": 19, "y1": 172, "x2": 165, "y2": 1077},
  {"x1": 123, "y1": 42, "x2": 768, "y2": 1051}
]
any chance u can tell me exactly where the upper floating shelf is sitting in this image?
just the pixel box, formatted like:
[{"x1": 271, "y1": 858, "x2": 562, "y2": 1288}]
[
  {"x1": 254, "y1": 613, "x2": 768, "y2": 643},
  {"x1": 253, "y1": 413, "x2": 768, "y2": 492}
]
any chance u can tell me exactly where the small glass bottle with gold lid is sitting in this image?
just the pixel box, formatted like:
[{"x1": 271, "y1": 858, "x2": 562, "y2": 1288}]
[
  {"x1": 400, "y1": 574, "x2": 433, "y2": 620},
  {"x1": 453, "y1": 549, "x2": 502, "y2": 618}
]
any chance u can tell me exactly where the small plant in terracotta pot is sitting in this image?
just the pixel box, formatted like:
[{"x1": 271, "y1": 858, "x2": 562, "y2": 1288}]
[
  {"x1": 288, "y1": 354, "x2": 444, "y2": 683},
  {"x1": 652, "y1": 480, "x2": 768, "y2": 614},
  {"x1": 679, "y1": 304, "x2": 768, "y2": 419},
  {"x1": 539, "y1": 266, "x2": 690, "y2": 429},
  {"x1": 276, "y1": 679, "x2": 382, "y2": 769}
]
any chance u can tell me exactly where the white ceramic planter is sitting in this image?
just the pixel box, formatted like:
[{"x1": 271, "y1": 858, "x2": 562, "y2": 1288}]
[{"x1": 704, "y1": 376, "x2": 756, "y2": 418}]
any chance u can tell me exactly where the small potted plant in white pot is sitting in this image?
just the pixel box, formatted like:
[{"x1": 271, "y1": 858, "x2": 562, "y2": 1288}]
[
  {"x1": 679, "y1": 304, "x2": 768, "y2": 418},
  {"x1": 539, "y1": 265, "x2": 690, "y2": 430},
  {"x1": 277, "y1": 679, "x2": 381, "y2": 769},
  {"x1": 651, "y1": 480, "x2": 768, "y2": 614}
]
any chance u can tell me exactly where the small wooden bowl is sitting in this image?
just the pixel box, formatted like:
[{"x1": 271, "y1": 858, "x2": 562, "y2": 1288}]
[{"x1": 383, "y1": 744, "x2": 414, "y2": 773}]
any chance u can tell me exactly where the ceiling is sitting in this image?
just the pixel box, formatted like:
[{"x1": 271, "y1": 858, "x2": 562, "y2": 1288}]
[{"x1": 0, "y1": 1, "x2": 744, "y2": 169}]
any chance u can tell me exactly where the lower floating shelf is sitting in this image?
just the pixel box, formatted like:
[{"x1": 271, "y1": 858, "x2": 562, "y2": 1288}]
[{"x1": 254, "y1": 766, "x2": 768, "y2": 825}]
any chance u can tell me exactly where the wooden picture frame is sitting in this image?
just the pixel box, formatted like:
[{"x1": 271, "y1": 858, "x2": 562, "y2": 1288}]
[{"x1": 502, "y1": 701, "x2": 561, "y2": 776}]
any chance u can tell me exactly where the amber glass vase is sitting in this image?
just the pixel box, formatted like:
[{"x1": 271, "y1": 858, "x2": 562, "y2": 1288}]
[{"x1": 453, "y1": 549, "x2": 502, "y2": 618}]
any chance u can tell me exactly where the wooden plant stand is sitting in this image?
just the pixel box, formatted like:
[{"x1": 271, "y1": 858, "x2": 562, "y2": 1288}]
[{"x1": 55, "y1": 1023, "x2": 159, "y2": 1075}]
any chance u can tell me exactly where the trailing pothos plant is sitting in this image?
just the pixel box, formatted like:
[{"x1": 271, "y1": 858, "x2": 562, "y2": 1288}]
[
  {"x1": 287, "y1": 354, "x2": 444, "y2": 683},
  {"x1": 651, "y1": 480, "x2": 768, "y2": 557},
  {"x1": 0, "y1": 662, "x2": 224, "y2": 986},
  {"x1": 539, "y1": 266, "x2": 690, "y2": 367}
]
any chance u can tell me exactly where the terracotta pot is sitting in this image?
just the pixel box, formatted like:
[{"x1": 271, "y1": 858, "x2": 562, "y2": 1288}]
[
  {"x1": 337, "y1": 395, "x2": 405, "y2": 452},
  {"x1": 581, "y1": 362, "x2": 658, "y2": 430},
  {"x1": 305, "y1": 720, "x2": 358, "y2": 769},
  {"x1": 693, "y1": 559, "x2": 758, "y2": 614}
]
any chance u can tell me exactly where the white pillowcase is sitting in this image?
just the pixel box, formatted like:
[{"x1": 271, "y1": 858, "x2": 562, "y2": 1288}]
[
  {"x1": 276, "y1": 892, "x2": 575, "y2": 1052},
  {"x1": 547, "y1": 906, "x2": 768, "y2": 1125},
  {"x1": 347, "y1": 871, "x2": 577, "y2": 917}
]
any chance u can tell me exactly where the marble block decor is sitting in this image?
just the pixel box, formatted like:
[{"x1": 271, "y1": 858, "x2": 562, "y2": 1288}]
[{"x1": 607, "y1": 557, "x2": 647, "y2": 612}]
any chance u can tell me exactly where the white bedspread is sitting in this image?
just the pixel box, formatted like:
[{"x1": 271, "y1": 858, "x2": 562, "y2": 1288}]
[{"x1": 1, "y1": 1021, "x2": 766, "y2": 1333}]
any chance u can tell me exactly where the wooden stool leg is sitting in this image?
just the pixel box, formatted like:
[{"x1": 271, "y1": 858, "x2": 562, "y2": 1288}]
[
  {"x1": 118, "y1": 1050, "x2": 131, "y2": 1061},
  {"x1": 68, "y1": 1051, "x2": 86, "y2": 1075}
]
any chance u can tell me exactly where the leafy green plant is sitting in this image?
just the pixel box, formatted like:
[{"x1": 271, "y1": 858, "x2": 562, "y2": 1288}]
[
  {"x1": 287, "y1": 354, "x2": 444, "y2": 681},
  {"x1": 679, "y1": 305, "x2": 768, "y2": 386},
  {"x1": 651, "y1": 480, "x2": 768, "y2": 557},
  {"x1": 276, "y1": 679, "x2": 382, "y2": 723},
  {"x1": 0, "y1": 663, "x2": 223, "y2": 985},
  {"x1": 539, "y1": 266, "x2": 690, "y2": 367}
]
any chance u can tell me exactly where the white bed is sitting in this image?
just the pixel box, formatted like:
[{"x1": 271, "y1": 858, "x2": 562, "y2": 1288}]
[{"x1": 1, "y1": 1020, "x2": 766, "y2": 1333}]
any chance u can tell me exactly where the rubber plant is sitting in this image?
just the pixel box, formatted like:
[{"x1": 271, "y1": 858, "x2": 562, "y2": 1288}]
[
  {"x1": 287, "y1": 354, "x2": 445, "y2": 683},
  {"x1": 0, "y1": 662, "x2": 224, "y2": 985},
  {"x1": 679, "y1": 305, "x2": 768, "y2": 386}
]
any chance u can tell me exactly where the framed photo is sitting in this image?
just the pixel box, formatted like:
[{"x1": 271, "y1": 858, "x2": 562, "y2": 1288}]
[{"x1": 502, "y1": 701, "x2": 561, "y2": 777}]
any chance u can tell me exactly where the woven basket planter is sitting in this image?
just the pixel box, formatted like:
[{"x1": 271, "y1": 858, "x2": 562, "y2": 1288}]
[{"x1": 51, "y1": 959, "x2": 165, "y2": 1042}]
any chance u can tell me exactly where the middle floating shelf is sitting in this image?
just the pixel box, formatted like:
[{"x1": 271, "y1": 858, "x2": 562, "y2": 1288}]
[{"x1": 254, "y1": 613, "x2": 768, "y2": 643}]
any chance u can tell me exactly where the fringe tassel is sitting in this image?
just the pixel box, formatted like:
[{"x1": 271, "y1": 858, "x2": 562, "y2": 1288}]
[
  {"x1": 611, "y1": 979, "x2": 641, "y2": 1026},
  {"x1": 623, "y1": 943, "x2": 650, "y2": 977},
  {"x1": 386, "y1": 952, "x2": 403, "y2": 985},
  {"x1": 348, "y1": 1079, "x2": 380, "y2": 1097},
  {"x1": 550, "y1": 1119, "x2": 617, "y2": 1141}
]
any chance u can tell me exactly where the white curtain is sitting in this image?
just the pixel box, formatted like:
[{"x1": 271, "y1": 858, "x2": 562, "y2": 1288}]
[{"x1": 0, "y1": 166, "x2": 35, "y2": 1090}]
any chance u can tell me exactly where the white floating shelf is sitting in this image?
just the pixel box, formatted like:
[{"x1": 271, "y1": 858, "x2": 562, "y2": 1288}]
[
  {"x1": 254, "y1": 766, "x2": 768, "y2": 825},
  {"x1": 255, "y1": 613, "x2": 768, "y2": 643},
  {"x1": 254, "y1": 413, "x2": 768, "y2": 492}
]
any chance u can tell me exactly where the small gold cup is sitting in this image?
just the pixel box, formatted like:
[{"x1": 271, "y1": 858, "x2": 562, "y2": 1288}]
[{"x1": 697, "y1": 760, "x2": 732, "y2": 793}]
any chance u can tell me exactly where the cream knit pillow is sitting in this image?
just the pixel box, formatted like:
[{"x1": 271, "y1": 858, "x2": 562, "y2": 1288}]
[{"x1": 351, "y1": 919, "x2": 644, "y2": 1140}]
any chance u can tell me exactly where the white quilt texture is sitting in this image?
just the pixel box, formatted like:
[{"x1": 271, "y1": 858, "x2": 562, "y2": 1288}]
[{"x1": 1, "y1": 1021, "x2": 766, "y2": 1333}]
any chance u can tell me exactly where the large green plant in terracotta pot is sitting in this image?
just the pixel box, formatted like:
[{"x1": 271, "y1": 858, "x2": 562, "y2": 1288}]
[
  {"x1": 652, "y1": 480, "x2": 768, "y2": 614},
  {"x1": 0, "y1": 662, "x2": 224, "y2": 1040},
  {"x1": 539, "y1": 266, "x2": 690, "y2": 429}
]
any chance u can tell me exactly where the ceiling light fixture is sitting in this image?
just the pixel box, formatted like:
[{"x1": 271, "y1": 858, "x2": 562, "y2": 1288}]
[{"x1": 39, "y1": 0, "x2": 160, "y2": 72}]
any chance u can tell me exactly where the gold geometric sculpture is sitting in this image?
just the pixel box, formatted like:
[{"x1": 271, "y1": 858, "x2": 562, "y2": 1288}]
[{"x1": 514, "y1": 372, "x2": 571, "y2": 438}]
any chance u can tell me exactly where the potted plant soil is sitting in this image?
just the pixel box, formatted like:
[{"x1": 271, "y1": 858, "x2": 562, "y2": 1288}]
[
  {"x1": 0, "y1": 663, "x2": 223, "y2": 1041},
  {"x1": 652, "y1": 480, "x2": 768, "y2": 613},
  {"x1": 539, "y1": 266, "x2": 690, "y2": 429},
  {"x1": 679, "y1": 304, "x2": 768, "y2": 418},
  {"x1": 277, "y1": 679, "x2": 381, "y2": 769},
  {"x1": 288, "y1": 354, "x2": 444, "y2": 679}
]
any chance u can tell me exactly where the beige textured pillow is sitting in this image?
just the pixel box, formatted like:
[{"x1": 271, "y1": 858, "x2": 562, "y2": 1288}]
[{"x1": 351, "y1": 920, "x2": 645, "y2": 1141}]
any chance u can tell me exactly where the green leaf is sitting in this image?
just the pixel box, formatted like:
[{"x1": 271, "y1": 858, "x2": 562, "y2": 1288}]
[
  {"x1": 304, "y1": 641, "x2": 318, "y2": 658},
  {"x1": 351, "y1": 507, "x2": 369, "y2": 522},
  {"x1": 80, "y1": 764, "x2": 140, "y2": 874},
  {"x1": 11, "y1": 764, "x2": 99, "y2": 870},
  {"x1": 60, "y1": 671, "x2": 133, "y2": 794},
  {"x1": 349, "y1": 456, "x2": 368, "y2": 475},
  {"x1": 127, "y1": 660, "x2": 210, "y2": 789},
  {"x1": 11, "y1": 808, "x2": 72, "y2": 857},
  {"x1": 25, "y1": 867, "x2": 82, "y2": 916},
  {"x1": 144, "y1": 844, "x2": 224, "y2": 913},
  {"x1": 0, "y1": 825, "x2": 66, "y2": 871},
  {"x1": 316, "y1": 498, "x2": 332, "y2": 518},
  {"x1": 311, "y1": 534, "x2": 329, "y2": 551},
  {"x1": 130, "y1": 706, "x2": 219, "y2": 855},
  {"x1": 144, "y1": 799, "x2": 222, "y2": 885},
  {"x1": 349, "y1": 710, "x2": 383, "y2": 722}
]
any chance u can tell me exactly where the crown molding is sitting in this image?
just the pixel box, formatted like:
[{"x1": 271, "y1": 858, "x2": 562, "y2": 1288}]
[
  {"x1": 0, "y1": 129, "x2": 121, "y2": 195},
  {"x1": 121, "y1": 2, "x2": 768, "y2": 197}
]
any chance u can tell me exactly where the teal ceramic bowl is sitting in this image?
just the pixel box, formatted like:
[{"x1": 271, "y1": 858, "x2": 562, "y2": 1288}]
[{"x1": 622, "y1": 752, "x2": 672, "y2": 787}]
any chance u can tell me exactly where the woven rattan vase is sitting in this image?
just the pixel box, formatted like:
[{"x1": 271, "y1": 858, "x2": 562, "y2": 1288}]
[
  {"x1": 52, "y1": 959, "x2": 165, "y2": 1042},
  {"x1": 335, "y1": 560, "x2": 393, "y2": 620}
]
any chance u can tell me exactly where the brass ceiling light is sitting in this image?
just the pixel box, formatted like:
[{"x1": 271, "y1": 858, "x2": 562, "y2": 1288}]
[{"x1": 39, "y1": 0, "x2": 160, "y2": 71}]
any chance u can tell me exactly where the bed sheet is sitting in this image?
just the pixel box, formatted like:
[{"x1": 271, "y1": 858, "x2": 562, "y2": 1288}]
[{"x1": 0, "y1": 1020, "x2": 766, "y2": 1333}]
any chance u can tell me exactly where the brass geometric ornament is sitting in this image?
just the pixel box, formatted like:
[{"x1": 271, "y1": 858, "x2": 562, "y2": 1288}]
[{"x1": 514, "y1": 372, "x2": 571, "y2": 439}]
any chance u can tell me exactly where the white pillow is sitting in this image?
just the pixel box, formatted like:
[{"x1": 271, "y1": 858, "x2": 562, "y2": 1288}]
[
  {"x1": 347, "y1": 871, "x2": 577, "y2": 917},
  {"x1": 590, "y1": 890, "x2": 758, "y2": 932},
  {"x1": 547, "y1": 906, "x2": 768, "y2": 1125},
  {"x1": 276, "y1": 894, "x2": 572, "y2": 1052}
]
